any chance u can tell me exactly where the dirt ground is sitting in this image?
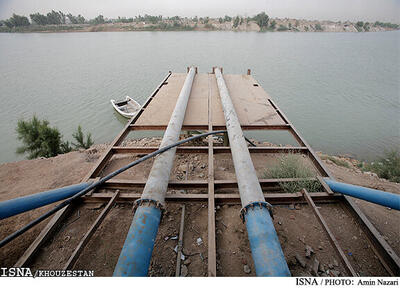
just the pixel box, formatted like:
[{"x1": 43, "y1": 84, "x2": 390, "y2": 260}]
[{"x1": 0, "y1": 140, "x2": 398, "y2": 276}]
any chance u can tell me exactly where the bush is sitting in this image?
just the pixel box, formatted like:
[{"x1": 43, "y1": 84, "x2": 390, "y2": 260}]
[
  {"x1": 264, "y1": 154, "x2": 322, "y2": 193},
  {"x1": 277, "y1": 24, "x2": 288, "y2": 31},
  {"x1": 315, "y1": 23, "x2": 323, "y2": 31},
  {"x1": 253, "y1": 12, "x2": 269, "y2": 30},
  {"x1": 364, "y1": 150, "x2": 400, "y2": 183},
  {"x1": 72, "y1": 125, "x2": 93, "y2": 149},
  {"x1": 16, "y1": 116, "x2": 70, "y2": 159},
  {"x1": 16, "y1": 116, "x2": 93, "y2": 159}
]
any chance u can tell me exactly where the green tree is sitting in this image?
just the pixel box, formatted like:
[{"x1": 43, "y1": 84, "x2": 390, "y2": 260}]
[
  {"x1": 3, "y1": 19, "x2": 14, "y2": 28},
  {"x1": 8, "y1": 14, "x2": 30, "y2": 27},
  {"x1": 233, "y1": 16, "x2": 240, "y2": 28},
  {"x1": 16, "y1": 116, "x2": 68, "y2": 159},
  {"x1": 254, "y1": 12, "x2": 269, "y2": 30},
  {"x1": 30, "y1": 13, "x2": 48, "y2": 25},
  {"x1": 269, "y1": 20, "x2": 276, "y2": 29},
  {"x1": 93, "y1": 15, "x2": 105, "y2": 24},
  {"x1": 72, "y1": 125, "x2": 93, "y2": 149},
  {"x1": 218, "y1": 17, "x2": 223, "y2": 23},
  {"x1": 224, "y1": 15, "x2": 232, "y2": 22},
  {"x1": 76, "y1": 14, "x2": 85, "y2": 24},
  {"x1": 315, "y1": 23, "x2": 323, "y2": 31},
  {"x1": 46, "y1": 10, "x2": 62, "y2": 25},
  {"x1": 67, "y1": 13, "x2": 78, "y2": 24}
]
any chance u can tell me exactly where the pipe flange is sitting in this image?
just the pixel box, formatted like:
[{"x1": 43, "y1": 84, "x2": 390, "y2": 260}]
[
  {"x1": 133, "y1": 198, "x2": 165, "y2": 216},
  {"x1": 239, "y1": 201, "x2": 274, "y2": 223}
]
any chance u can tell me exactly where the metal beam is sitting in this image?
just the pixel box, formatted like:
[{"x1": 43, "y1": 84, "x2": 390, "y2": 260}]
[
  {"x1": 63, "y1": 190, "x2": 120, "y2": 270},
  {"x1": 112, "y1": 146, "x2": 308, "y2": 154},
  {"x1": 301, "y1": 189, "x2": 357, "y2": 276}
]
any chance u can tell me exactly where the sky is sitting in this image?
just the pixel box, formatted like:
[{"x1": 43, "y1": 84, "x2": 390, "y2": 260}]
[{"x1": 0, "y1": 0, "x2": 399, "y2": 23}]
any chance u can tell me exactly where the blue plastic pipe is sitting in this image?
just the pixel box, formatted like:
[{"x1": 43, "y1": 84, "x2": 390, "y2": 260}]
[
  {"x1": 113, "y1": 67, "x2": 196, "y2": 276},
  {"x1": 324, "y1": 178, "x2": 400, "y2": 210},
  {"x1": 0, "y1": 182, "x2": 91, "y2": 219},
  {"x1": 113, "y1": 205, "x2": 162, "y2": 276},
  {"x1": 245, "y1": 206, "x2": 291, "y2": 276}
]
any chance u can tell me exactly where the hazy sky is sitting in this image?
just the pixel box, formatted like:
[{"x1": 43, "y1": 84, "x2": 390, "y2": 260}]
[{"x1": 1, "y1": 0, "x2": 399, "y2": 22}]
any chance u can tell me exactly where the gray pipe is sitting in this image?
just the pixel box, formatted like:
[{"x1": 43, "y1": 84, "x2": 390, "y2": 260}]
[
  {"x1": 141, "y1": 67, "x2": 196, "y2": 204},
  {"x1": 214, "y1": 68, "x2": 265, "y2": 207},
  {"x1": 214, "y1": 68, "x2": 290, "y2": 276},
  {"x1": 114, "y1": 67, "x2": 196, "y2": 276}
]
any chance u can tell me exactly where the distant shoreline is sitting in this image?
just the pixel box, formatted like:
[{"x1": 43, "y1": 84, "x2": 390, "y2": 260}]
[{"x1": 1, "y1": 18, "x2": 399, "y2": 33}]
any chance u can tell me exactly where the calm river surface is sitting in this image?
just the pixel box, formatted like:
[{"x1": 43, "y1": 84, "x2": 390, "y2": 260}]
[{"x1": 0, "y1": 31, "x2": 399, "y2": 163}]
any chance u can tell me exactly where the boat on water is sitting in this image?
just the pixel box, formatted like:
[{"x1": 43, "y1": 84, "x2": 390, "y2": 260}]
[{"x1": 110, "y1": 96, "x2": 142, "y2": 118}]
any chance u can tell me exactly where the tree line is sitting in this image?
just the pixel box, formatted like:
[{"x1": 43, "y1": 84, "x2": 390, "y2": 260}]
[
  {"x1": 0, "y1": 11, "x2": 270, "y2": 29},
  {"x1": 1, "y1": 10, "x2": 398, "y2": 31},
  {"x1": 0, "y1": 10, "x2": 90, "y2": 28}
]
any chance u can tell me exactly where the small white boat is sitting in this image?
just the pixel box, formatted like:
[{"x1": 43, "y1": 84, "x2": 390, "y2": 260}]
[{"x1": 110, "y1": 96, "x2": 142, "y2": 118}]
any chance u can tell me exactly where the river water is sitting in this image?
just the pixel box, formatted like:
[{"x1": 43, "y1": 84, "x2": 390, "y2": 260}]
[{"x1": 0, "y1": 31, "x2": 399, "y2": 163}]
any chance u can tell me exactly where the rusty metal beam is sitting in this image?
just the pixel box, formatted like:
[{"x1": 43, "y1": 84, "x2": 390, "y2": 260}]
[
  {"x1": 207, "y1": 73, "x2": 217, "y2": 277},
  {"x1": 341, "y1": 196, "x2": 400, "y2": 276},
  {"x1": 175, "y1": 205, "x2": 186, "y2": 277},
  {"x1": 63, "y1": 190, "x2": 120, "y2": 270},
  {"x1": 301, "y1": 189, "x2": 357, "y2": 276},
  {"x1": 83, "y1": 191, "x2": 340, "y2": 204},
  {"x1": 130, "y1": 124, "x2": 290, "y2": 131},
  {"x1": 112, "y1": 146, "x2": 308, "y2": 154},
  {"x1": 98, "y1": 177, "x2": 317, "y2": 190}
]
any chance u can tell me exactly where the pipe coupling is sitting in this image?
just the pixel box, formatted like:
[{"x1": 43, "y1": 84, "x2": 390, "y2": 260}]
[
  {"x1": 134, "y1": 198, "x2": 165, "y2": 215},
  {"x1": 240, "y1": 201, "x2": 274, "y2": 223}
]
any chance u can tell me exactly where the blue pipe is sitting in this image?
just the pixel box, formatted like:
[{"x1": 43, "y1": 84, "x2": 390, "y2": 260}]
[
  {"x1": 324, "y1": 178, "x2": 400, "y2": 210},
  {"x1": 245, "y1": 205, "x2": 291, "y2": 276},
  {"x1": 0, "y1": 182, "x2": 91, "y2": 219},
  {"x1": 113, "y1": 205, "x2": 162, "y2": 276}
]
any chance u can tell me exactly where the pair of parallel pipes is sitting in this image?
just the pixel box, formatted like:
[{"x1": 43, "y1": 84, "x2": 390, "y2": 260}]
[
  {"x1": 113, "y1": 67, "x2": 290, "y2": 276},
  {"x1": 1, "y1": 68, "x2": 398, "y2": 274}
]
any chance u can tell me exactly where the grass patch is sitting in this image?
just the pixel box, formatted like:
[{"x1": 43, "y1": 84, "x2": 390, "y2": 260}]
[
  {"x1": 362, "y1": 150, "x2": 400, "y2": 183},
  {"x1": 320, "y1": 155, "x2": 351, "y2": 168},
  {"x1": 264, "y1": 154, "x2": 321, "y2": 193}
]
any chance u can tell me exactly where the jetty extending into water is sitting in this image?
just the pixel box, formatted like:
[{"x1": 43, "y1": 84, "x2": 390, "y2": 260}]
[{"x1": 9, "y1": 68, "x2": 399, "y2": 277}]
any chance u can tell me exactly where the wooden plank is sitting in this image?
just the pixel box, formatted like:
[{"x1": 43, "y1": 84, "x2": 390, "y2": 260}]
[
  {"x1": 207, "y1": 73, "x2": 217, "y2": 277},
  {"x1": 301, "y1": 189, "x2": 357, "y2": 276},
  {"x1": 14, "y1": 72, "x2": 172, "y2": 268},
  {"x1": 175, "y1": 205, "x2": 186, "y2": 277},
  {"x1": 222, "y1": 75, "x2": 286, "y2": 126},
  {"x1": 63, "y1": 190, "x2": 120, "y2": 270}
]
